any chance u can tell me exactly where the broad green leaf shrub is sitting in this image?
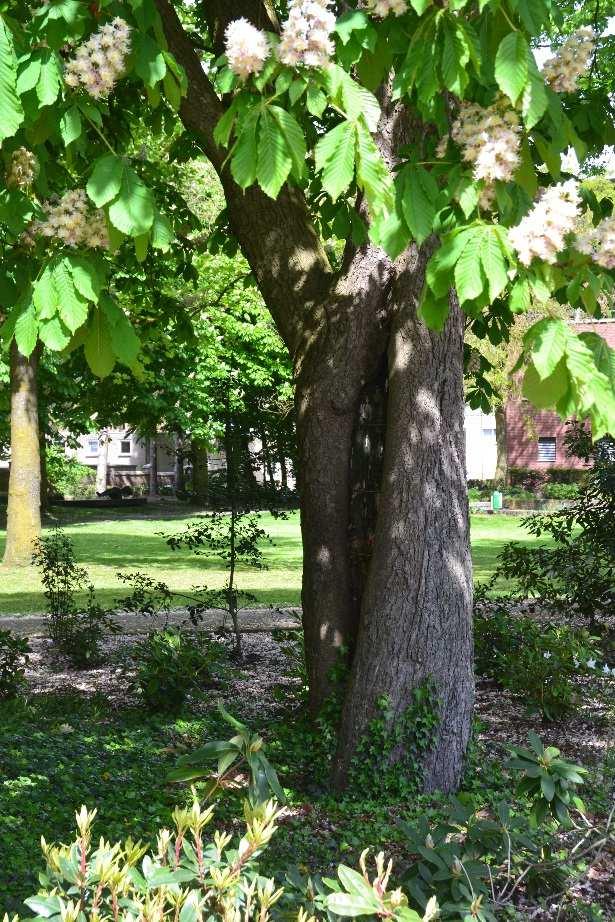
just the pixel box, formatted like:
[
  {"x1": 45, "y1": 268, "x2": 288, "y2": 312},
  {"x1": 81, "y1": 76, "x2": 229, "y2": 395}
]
[
  {"x1": 474, "y1": 606, "x2": 602, "y2": 719},
  {"x1": 0, "y1": 629, "x2": 30, "y2": 700},
  {"x1": 31, "y1": 528, "x2": 117, "y2": 667},
  {"x1": 398, "y1": 735, "x2": 594, "y2": 920},
  {"x1": 542, "y1": 481, "x2": 581, "y2": 500},
  {"x1": 3, "y1": 797, "x2": 437, "y2": 922},
  {"x1": 129, "y1": 628, "x2": 224, "y2": 713}
]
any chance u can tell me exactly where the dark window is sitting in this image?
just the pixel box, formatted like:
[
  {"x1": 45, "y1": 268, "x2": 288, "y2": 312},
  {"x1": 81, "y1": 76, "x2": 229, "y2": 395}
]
[
  {"x1": 120, "y1": 440, "x2": 131, "y2": 455},
  {"x1": 538, "y1": 436, "x2": 556, "y2": 462}
]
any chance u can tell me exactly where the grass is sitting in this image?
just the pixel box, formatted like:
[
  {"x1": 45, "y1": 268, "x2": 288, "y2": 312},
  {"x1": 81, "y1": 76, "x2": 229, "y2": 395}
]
[{"x1": 0, "y1": 507, "x2": 540, "y2": 615}]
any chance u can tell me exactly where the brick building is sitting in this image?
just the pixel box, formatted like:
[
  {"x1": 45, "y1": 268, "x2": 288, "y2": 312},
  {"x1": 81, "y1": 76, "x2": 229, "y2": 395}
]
[{"x1": 505, "y1": 318, "x2": 615, "y2": 473}]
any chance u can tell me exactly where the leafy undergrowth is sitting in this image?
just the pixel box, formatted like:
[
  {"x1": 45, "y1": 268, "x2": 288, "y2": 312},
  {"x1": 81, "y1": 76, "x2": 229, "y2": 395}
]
[{"x1": 0, "y1": 633, "x2": 613, "y2": 920}]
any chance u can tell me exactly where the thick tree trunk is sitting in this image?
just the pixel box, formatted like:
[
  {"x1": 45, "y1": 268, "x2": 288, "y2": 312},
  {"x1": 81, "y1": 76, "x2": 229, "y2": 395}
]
[
  {"x1": 279, "y1": 453, "x2": 289, "y2": 489},
  {"x1": 2, "y1": 344, "x2": 42, "y2": 567},
  {"x1": 333, "y1": 280, "x2": 474, "y2": 794},
  {"x1": 494, "y1": 406, "x2": 508, "y2": 484},
  {"x1": 192, "y1": 438, "x2": 209, "y2": 505},
  {"x1": 96, "y1": 430, "x2": 109, "y2": 494},
  {"x1": 39, "y1": 430, "x2": 49, "y2": 512}
]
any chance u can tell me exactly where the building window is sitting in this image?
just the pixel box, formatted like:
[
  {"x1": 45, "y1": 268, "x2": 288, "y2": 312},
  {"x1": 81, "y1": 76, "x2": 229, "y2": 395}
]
[
  {"x1": 537, "y1": 436, "x2": 556, "y2": 462},
  {"x1": 120, "y1": 439, "x2": 131, "y2": 455},
  {"x1": 87, "y1": 438, "x2": 99, "y2": 455}
]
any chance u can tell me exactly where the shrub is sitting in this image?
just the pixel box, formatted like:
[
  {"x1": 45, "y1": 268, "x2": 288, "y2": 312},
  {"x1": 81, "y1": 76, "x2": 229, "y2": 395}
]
[
  {"x1": 32, "y1": 529, "x2": 117, "y2": 667},
  {"x1": 508, "y1": 467, "x2": 546, "y2": 492},
  {"x1": 474, "y1": 607, "x2": 602, "y2": 719},
  {"x1": 9, "y1": 797, "x2": 437, "y2": 922},
  {"x1": 493, "y1": 426, "x2": 615, "y2": 632},
  {"x1": 130, "y1": 628, "x2": 223, "y2": 712},
  {"x1": 543, "y1": 482, "x2": 581, "y2": 500},
  {"x1": 46, "y1": 444, "x2": 94, "y2": 499},
  {"x1": 0, "y1": 630, "x2": 30, "y2": 700}
]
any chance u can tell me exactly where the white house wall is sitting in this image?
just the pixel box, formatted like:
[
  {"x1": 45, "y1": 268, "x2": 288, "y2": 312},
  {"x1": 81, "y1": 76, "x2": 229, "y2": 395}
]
[{"x1": 464, "y1": 406, "x2": 497, "y2": 480}]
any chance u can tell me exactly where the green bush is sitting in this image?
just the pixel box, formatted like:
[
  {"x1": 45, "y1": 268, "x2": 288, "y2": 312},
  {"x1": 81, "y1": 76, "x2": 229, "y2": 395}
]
[
  {"x1": 543, "y1": 482, "x2": 581, "y2": 500},
  {"x1": 46, "y1": 444, "x2": 94, "y2": 498},
  {"x1": 130, "y1": 628, "x2": 223, "y2": 712},
  {"x1": 474, "y1": 607, "x2": 602, "y2": 719},
  {"x1": 0, "y1": 629, "x2": 30, "y2": 700}
]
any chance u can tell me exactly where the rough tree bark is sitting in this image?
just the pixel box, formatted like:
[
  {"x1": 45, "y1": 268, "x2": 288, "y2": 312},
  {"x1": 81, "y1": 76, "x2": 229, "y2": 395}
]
[
  {"x1": 2, "y1": 344, "x2": 42, "y2": 567},
  {"x1": 494, "y1": 406, "x2": 508, "y2": 483},
  {"x1": 191, "y1": 438, "x2": 209, "y2": 505},
  {"x1": 156, "y1": 0, "x2": 474, "y2": 789}
]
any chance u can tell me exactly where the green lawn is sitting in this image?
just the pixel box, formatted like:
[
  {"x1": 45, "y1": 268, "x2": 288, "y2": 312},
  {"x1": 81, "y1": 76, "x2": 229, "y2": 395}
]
[{"x1": 0, "y1": 508, "x2": 538, "y2": 615}]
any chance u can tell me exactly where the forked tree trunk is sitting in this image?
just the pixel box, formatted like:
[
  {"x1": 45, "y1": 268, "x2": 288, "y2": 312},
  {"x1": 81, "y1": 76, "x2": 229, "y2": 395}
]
[
  {"x1": 2, "y1": 344, "x2": 42, "y2": 567},
  {"x1": 333, "y1": 287, "x2": 474, "y2": 793}
]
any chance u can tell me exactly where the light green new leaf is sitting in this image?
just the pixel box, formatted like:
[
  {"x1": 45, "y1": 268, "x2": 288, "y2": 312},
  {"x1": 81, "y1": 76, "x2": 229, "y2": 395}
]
[
  {"x1": 87, "y1": 154, "x2": 125, "y2": 208},
  {"x1": 523, "y1": 360, "x2": 569, "y2": 409},
  {"x1": 108, "y1": 167, "x2": 155, "y2": 237},
  {"x1": 401, "y1": 166, "x2": 438, "y2": 244},
  {"x1": 84, "y1": 309, "x2": 116, "y2": 378},
  {"x1": 480, "y1": 228, "x2": 509, "y2": 302},
  {"x1": 335, "y1": 10, "x2": 370, "y2": 44},
  {"x1": 495, "y1": 32, "x2": 529, "y2": 104},
  {"x1": 109, "y1": 314, "x2": 141, "y2": 367},
  {"x1": 53, "y1": 259, "x2": 89, "y2": 333},
  {"x1": 151, "y1": 212, "x2": 173, "y2": 251},
  {"x1": 418, "y1": 287, "x2": 450, "y2": 332},
  {"x1": 270, "y1": 105, "x2": 306, "y2": 178},
  {"x1": 527, "y1": 317, "x2": 569, "y2": 379},
  {"x1": 230, "y1": 111, "x2": 259, "y2": 189},
  {"x1": 133, "y1": 32, "x2": 167, "y2": 87},
  {"x1": 355, "y1": 120, "x2": 394, "y2": 216},
  {"x1": 441, "y1": 19, "x2": 469, "y2": 96},
  {"x1": 369, "y1": 206, "x2": 410, "y2": 260},
  {"x1": 409, "y1": 0, "x2": 431, "y2": 14},
  {"x1": 454, "y1": 230, "x2": 485, "y2": 304},
  {"x1": 314, "y1": 120, "x2": 357, "y2": 202},
  {"x1": 36, "y1": 49, "x2": 62, "y2": 107},
  {"x1": 510, "y1": 276, "x2": 531, "y2": 313},
  {"x1": 59, "y1": 105, "x2": 82, "y2": 146},
  {"x1": 256, "y1": 109, "x2": 292, "y2": 199},
  {"x1": 32, "y1": 264, "x2": 60, "y2": 319},
  {"x1": 326, "y1": 63, "x2": 380, "y2": 132},
  {"x1": 67, "y1": 253, "x2": 105, "y2": 302},
  {"x1": 14, "y1": 304, "x2": 38, "y2": 357},
  {"x1": 39, "y1": 315, "x2": 71, "y2": 351},
  {"x1": 522, "y1": 60, "x2": 548, "y2": 129},
  {"x1": 0, "y1": 15, "x2": 24, "y2": 141},
  {"x1": 580, "y1": 332, "x2": 615, "y2": 391},
  {"x1": 16, "y1": 56, "x2": 41, "y2": 95}
]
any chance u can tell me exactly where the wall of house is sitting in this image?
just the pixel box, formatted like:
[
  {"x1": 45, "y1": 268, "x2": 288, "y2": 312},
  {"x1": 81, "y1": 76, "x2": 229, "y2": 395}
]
[
  {"x1": 464, "y1": 406, "x2": 497, "y2": 480},
  {"x1": 67, "y1": 430, "x2": 176, "y2": 484}
]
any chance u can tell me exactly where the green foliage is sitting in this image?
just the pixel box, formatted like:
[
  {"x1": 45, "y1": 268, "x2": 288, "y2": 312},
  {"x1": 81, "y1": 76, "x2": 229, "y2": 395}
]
[
  {"x1": 399, "y1": 736, "x2": 589, "y2": 920},
  {"x1": 45, "y1": 444, "x2": 93, "y2": 498},
  {"x1": 349, "y1": 686, "x2": 440, "y2": 799},
  {"x1": 494, "y1": 427, "x2": 615, "y2": 631},
  {"x1": 0, "y1": 630, "x2": 29, "y2": 700},
  {"x1": 31, "y1": 528, "x2": 117, "y2": 667},
  {"x1": 169, "y1": 702, "x2": 285, "y2": 808},
  {"x1": 542, "y1": 481, "x2": 580, "y2": 499},
  {"x1": 474, "y1": 605, "x2": 601, "y2": 719},
  {"x1": 130, "y1": 628, "x2": 222, "y2": 714},
  {"x1": 508, "y1": 732, "x2": 587, "y2": 826}
]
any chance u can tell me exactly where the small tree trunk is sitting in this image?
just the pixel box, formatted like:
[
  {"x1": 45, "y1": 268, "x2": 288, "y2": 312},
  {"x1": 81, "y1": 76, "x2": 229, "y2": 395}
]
[
  {"x1": 192, "y1": 438, "x2": 209, "y2": 505},
  {"x1": 2, "y1": 344, "x2": 42, "y2": 567},
  {"x1": 96, "y1": 431, "x2": 109, "y2": 494},
  {"x1": 148, "y1": 438, "x2": 159, "y2": 496},
  {"x1": 279, "y1": 453, "x2": 289, "y2": 489},
  {"x1": 494, "y1": 406, "x2": 508, "y2": 484},
  {"x1": 333, "y1": 287, "x2": 474, "y2": 795},
  {"x1": 175, "y1": 438, "x2": 186, "y2": 493},
  {"x1": 39, "y1": 430, "x2": 49, "y2": 512}
]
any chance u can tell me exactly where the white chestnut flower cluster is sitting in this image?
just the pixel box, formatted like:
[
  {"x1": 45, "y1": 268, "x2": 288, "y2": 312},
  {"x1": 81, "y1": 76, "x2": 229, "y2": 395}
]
[
  {"x1": 542, "y1": 27, "x2": 595, "y2": 94},
  {"x1": 5, "y1": 147, "x2": 38, "y2": 189},
  {"x1": 366, "y1": 0, "x2": 407, "y2": 17},
  {"x1": 508, "y1": 180, "x2": 581, "y2": 266},
  {"x1": 31, "y1": 190, "x2": 109, "y2": 249},
  {"x1": 576, "y1": 216, "x2": 615, "y2": 270},
  {"x1": 278, "y1": 0, "x2": 336, "y2": 69},
  {"x1": 224, "y1": 18, "x2": 270, "y2": 80},
  {"x1": 64, "y1": 17, "x2": 131, "y2": 98},
  {"x1": 451, "y1": 100, "x2": 521, "y2": 185}
]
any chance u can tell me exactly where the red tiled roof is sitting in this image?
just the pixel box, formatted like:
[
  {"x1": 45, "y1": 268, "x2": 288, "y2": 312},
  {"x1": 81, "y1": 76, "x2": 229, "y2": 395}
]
[{"x1": 572, "y1": 318, "x2": 615, "y2": 349}]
